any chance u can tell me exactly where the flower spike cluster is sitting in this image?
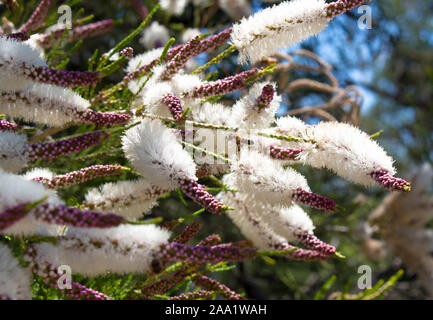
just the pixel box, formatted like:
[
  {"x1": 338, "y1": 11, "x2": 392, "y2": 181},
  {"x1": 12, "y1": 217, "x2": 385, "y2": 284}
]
[{"x1": 0, "y1": 0, "x2": 413, "y2": 301}]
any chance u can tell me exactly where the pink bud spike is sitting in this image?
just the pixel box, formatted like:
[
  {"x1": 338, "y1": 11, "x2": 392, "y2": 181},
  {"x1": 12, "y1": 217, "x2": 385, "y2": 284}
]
[
  {"x1": 160, "y1": 35, "x2": 203, "y2": 80},
  {"x1": 0, "y1": 203, "x2": 31, "y2": 232},
  {"x1": 161, "y1": 94, "x2": 184, "y2": 120},
  {"x1": 178, "y1": 179, "x2": 231, "y2": 215},
  {"x1": 18, "y1": 0, "x2": 50, "y2": 33},
  {"x1": 6, "y1": 32, "x2": 30, "y2": 41},
  {"x1": 27, "y1": 131, "x2": 109, "y2": 161},
  {"x1": 0, "y1": 120, "x2": 20, "y2": 132},
  {"x1": 293, "y1": 188, "x2": 337, "y2": 212},
  {"x1": 160, "y1": 242, "x2": 257, "y2": 264},
  {"x1": 269, "y1": 145, "x2": 303, "y2": 161},
  {"x1": 76, "y1": 109, "x2": 131, "y2": 127},
  {"x1": 120, "y1": 47, "x2": 134, "y2": 60},
  {"x1": 255, "y1": 84, "x2": 274, "y2": 110},
  {"x1": 33, "y1": 203, "x2": 125, "y2": 228},
  {"x1": 172, "y1": 222, "x2": 202, "y2": 244},
  {"x1": 295, "y1": 231, "x2": 336, "y2": 256},
  {"x1": 186, "y1": 68, "x2": 263, "y2": 98},
  {"x1": 22, "y1": 64, "x2": 101, "y2": 87},
  {"x1": 325, "y1": 0, "x2": 369, "y2": 19},
  {"x1": 371, "y1": 170, "x2": 411, "y2": 192},
  {"x1": 32, "y1": 165, "x2": 125, "y2": 189},
  {"x1": 38, "y1": 19, "x2": 114, "y2": 49},
  {"x1": 122, "y1": 28, "x2": 232, "y2": 84},
  {"x1": 193, "y1": 275, "x2": 245, "y2": 300}
]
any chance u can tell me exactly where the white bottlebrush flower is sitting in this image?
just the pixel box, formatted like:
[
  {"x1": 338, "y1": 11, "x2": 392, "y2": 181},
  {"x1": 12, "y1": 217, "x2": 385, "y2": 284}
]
[
  {"x1": 228, "y1": 149, "x2": 309, "y2": 206},
  {"x1": 126, "y1": 48, "x2": 163, "y2": 75},
  {"x1": 218, "y1": 0, "x2": 252, "y2": 20},
  {"x1": 160, "y1": 0, "x2": 189, "y2": 16},
  {"x1": 0, "y1": 37, "x2": 47, "y2": 90},
  {"x1": 274, "y1": 118, "x2": 396, "y2": 186},
  {"x1": 0, "y1": 169, "x2": 61, "y2": 236},
  {"x1": 171, "y1": 72, "x2": 203, "y2": 97},
  {"x1": 229, "y1": 82, "x2": 281, "y2": 129},
  {"x1": 230, "y1": 0, "x2": 329, "y2": 64},
  {"x1": 0, "y1": 82, "x2": 90, "y2": 127},
  {"x1": 140, "y1": 21, "x2": 170, "y2": 50},
  {"x1": 260, "y1": 203, "x2": 315, "y2": 243},
  {"x1": 0, "y1": 131, "x2": 28, "y2": 172},
  {"x1": 122, "y1": 118, "x2": 197, "y2": 188},
  {"x1": 25, "y1": 34, "x2": 45, "y2": 58},
  {"x1": 191, "y1": 102, "x2": 233, "y2": 126},
  {"x1": 126, "y1": 47, "x2": 164, "y2": 94},
  {"x1": 34, "y1": 224, "x2": 171, "y2": 276},
  {"x1": 22, "y1": 168, "x2": 55, "y2": 181},
  {"x1": 218, "y1": 190, "x2": 290, "y2": 250},
  {"x1": 84, "y1": 179, "x2": 172, "y2": 219},
  {"x1": 0, "y1": 244, "x2": 32, "y2": 300}
]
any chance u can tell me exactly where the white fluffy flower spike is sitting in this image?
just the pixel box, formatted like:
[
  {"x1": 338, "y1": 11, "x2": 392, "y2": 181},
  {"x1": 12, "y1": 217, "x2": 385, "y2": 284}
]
[
  {"x1": 231, "y1": 0, "x2": 329, "y2": 64},
  {"x1": 84, "y1": 179, "x2": 172, "y2": 219},
  {"x1": 0, "y1": 244, "x2": 32, "y2": 300},
  {"x1": 275, "y1": 118, "x2": 398, "y2": 187},
  {"x1": 122, "y1": 118, "x2": 197, "y2": 188},
  {"x1": 33, "y1": 224, "x2": 171, "y2": 276}
]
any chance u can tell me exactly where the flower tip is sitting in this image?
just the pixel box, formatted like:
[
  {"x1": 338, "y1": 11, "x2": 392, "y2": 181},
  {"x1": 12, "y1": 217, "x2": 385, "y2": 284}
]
[
  {"x1": 402, "y1": 184, "x2": 412, "y2": 192},
  {"x1": 222, "y1": 206, "x2": 235, "y2": 212},
  {"x1": 334, "y1": 251, "x2": 346, "y2": 259}
]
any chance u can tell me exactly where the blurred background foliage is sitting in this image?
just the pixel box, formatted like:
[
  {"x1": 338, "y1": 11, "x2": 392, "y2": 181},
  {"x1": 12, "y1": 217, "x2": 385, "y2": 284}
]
[{"x1": 2, "y1": 0, "x2": 432, "y2": 299}]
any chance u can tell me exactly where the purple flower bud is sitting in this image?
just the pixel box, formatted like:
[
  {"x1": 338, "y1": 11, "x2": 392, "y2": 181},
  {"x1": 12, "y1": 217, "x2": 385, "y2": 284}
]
[
  {"x1": 77, "y1": 109, "x2": 131, "y2": 127},
  {"x1": 295, "y1": 231, "x2": 336, "y2": 256},
  {"x1": 178, "y1": 179, "x2": 230, "y2": 215},
  {"x1": 38, "y1": 19, "x2": 114, "y2": 49},
  {"x1": 0, "y1": 120, "x2": 19, "y2": 132},
  {"x1": 168, "y1": 289, "x2": 215, "y2": 300},
  {"x1": 120, "y1": 47, "x2": 134, "y2": 60},
  {"x1": 185, "y1": 68, "x2": 263, "y2": 98},
  {"x1": 371, "y1": 170, "x2": 411, "y2": 192},
  {"x1": 160, "y1": 35, "x2": 203, "y2": 80},
  {"x1": 122, "y1": 28, "x2": 232, "y2": 84},
  {"x1": 269, "y1": 145, "x2": 302, "y2": 161},
  {"x1": 27, "y1": 131, "x2": 109, "y2": 161},
  {"x1": 193, "y1": 275, "x2": 244, "y2": 300},
  {"x1": 255, "y1": 84, "x2": 274, "y2": 110},
  {"x1": 293, "y1": 188, "x2": 337, "y2": 212},
  {"x1": 161, "y1": 94, "x2": 184, "y2": 120},
  {"x1": 325, "y1": 0, "x2": 368, "y2": 18},
  {"x1": 173, "y1": 222, "x2": 202, "y2": 244},
  {"x1": 18, "y1": 0, "x2": 50, "y2": 33},
  {"x1": 159, "y1": 242, "x2": 257, "y2": 264},
  {"x1": 33, "y1": 203, "x2": 125, "y2": 228},
  {"x1": 33, "y1": 165, "x2": 126, "y2": 189},
  {"x1": 6, "y1": 32, "x2": 30, "y2": 41},
  {"x1": 0, "y1": 203, "x2": 30, "y2": 232},
  {"x1": 20, "y1": 63, "x2": 101, "y2": 87}
]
